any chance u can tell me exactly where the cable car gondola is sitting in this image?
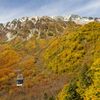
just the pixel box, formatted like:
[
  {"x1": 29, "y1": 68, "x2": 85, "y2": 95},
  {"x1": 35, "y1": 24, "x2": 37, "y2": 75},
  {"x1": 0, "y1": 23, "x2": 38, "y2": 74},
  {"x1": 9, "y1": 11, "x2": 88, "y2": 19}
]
[{"x1": 16, "y1": 74, "x2": 23, "y2": 86}]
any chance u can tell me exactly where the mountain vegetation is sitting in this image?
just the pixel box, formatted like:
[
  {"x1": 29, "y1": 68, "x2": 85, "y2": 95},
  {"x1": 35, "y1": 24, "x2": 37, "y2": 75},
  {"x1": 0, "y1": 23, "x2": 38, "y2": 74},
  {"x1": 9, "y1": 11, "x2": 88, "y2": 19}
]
[
  {"x1": 0, "y1": 16, "x2": 100, "y2": 100},
  {"x1": 56, "y1": 22, "x2": 100, "y2": 100}
]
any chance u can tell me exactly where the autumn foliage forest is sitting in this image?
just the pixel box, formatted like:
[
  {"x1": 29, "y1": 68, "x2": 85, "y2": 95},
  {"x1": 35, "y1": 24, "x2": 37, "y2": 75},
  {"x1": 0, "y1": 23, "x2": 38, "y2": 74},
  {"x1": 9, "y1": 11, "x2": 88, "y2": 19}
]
[{"x1": 0, "y1": 21, "x2": 100, "y2": 100}]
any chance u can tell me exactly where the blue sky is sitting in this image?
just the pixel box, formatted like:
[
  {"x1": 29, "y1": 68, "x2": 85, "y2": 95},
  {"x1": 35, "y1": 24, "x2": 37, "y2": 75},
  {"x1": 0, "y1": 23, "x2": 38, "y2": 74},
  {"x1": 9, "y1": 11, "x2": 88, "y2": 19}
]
[{"x1": 0, "y1": 0, "x2": 100, "y2": 23}]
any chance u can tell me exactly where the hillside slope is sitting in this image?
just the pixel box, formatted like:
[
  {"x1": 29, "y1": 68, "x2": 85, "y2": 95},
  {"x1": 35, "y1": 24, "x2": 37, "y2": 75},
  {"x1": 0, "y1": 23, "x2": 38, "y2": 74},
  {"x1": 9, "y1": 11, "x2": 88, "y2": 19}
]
[
  {"x1": 49, "y1": 22, "x2": 100, "y2": 100},
  {"x1": 0, "y1": 21, "x2": 100, "y2": 100}
]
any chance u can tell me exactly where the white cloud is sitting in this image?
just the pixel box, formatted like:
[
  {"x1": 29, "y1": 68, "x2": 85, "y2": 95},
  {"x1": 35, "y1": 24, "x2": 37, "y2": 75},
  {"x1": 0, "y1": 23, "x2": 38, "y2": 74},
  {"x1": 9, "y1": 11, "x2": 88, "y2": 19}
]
[
  {"x1": 68, "y1": 0, "x2": 100, "y2": 16},
  {"x1": 0, "y1": 0, "x2": 32, "y2": 23},
  {"x1": 0, "y1": 0, "x2": 70, "y2": 23},
  {"x1": 0, "y1": 8, "x2": 25, "y2": 23},
  {"x1": 32, "y1": 1, "x2": 63, "y2": 16},
  {"x1": 0, "y1": 0, "x2": 100, "y2": 23}
]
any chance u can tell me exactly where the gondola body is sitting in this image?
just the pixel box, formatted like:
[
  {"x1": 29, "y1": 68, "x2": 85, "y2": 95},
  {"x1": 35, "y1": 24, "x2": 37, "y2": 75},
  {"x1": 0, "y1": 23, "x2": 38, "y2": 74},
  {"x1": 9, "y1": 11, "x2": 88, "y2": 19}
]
[{"x1": 16, "y1": 74, "x2": 23, "y2": 86}]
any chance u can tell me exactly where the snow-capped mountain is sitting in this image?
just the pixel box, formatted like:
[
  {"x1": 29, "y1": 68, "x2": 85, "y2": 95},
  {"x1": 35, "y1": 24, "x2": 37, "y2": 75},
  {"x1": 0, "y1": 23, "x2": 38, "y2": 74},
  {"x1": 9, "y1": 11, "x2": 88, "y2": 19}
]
[{"x1": 0, "y1": 15, "x2": 99, "y2": 42}]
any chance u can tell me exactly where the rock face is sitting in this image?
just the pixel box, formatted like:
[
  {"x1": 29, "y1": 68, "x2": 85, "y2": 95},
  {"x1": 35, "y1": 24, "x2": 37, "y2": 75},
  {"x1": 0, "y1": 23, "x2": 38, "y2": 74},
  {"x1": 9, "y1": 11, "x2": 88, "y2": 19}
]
[
  {"x1": 0, "y1": 16, "x2": 68, "y2": 42},
  {"x1": 0, "y1": 15, "x2": 99, "y2": 42}
]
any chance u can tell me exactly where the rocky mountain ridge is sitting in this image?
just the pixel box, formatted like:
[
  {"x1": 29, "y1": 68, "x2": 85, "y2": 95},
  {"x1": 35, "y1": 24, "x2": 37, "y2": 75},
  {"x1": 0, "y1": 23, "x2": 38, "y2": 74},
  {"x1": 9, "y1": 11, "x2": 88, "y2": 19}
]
[{"x1": 0, "y1": 15, "x2": 100, "y2": 42}]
